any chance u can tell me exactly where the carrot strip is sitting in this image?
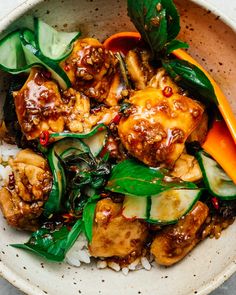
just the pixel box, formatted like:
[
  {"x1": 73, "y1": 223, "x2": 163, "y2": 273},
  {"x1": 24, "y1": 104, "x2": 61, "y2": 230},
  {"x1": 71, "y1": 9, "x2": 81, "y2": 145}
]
[
  {"x1": 202, "y1": 120, "x2": 236, "y2": 183},
  {"x1": 173, "y1": 49, "x2": 236, "y2": 144},
  {"x1": 103, "y1": 32, "x2": 141, "y2": 55}
]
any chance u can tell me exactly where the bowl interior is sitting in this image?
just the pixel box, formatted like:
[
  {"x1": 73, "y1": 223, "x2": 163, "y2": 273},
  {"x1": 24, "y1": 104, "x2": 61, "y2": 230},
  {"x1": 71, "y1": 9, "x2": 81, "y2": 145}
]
[{"x1": 0, "y1": 0, "x2": 236, "y2": 295}]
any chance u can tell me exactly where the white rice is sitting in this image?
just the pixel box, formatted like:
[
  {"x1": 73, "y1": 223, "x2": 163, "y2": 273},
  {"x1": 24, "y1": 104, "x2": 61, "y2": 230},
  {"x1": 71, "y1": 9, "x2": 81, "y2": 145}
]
[
  {"x1": 66, "y1": 234, "x2": 153, "y2": 274},
  {"x1": 0, "y1": 142, "x2": 21, "y2": 188},
  {"x1": 65, "y1": 233, "x2": 91, "y2": 267},
  {"x1": 0, "y1": 142, "x2": 20, "y2": 162}
]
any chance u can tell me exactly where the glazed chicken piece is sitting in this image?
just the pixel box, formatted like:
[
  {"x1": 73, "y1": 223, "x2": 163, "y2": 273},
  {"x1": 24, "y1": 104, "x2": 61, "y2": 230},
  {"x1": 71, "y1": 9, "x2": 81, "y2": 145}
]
[
  {"x1": 89, "y1": 198, "x2": 148, "y2": 258},
  {"x1": 61, "y1": 38, "x2": 121, "y2": 106},
  {"x1": 118, "y1": 87, "x2": 204, "y2": 167},
  {"x1": 148, "y1": 68, "x2": 180, "y2": 94},
  {"x1": 171, "y1": 153, "x2": 202, "y2": 182},
  {"x1": 150, "y1": 201, "x2": 209, "y2": 266},
  {"x1": 126, "y1": 49, "x2": 155, "y2": 90},
  {"x1": 14, "y1": 68, "x2": 66, "y2": 140},
  {"x1": 187, "y1": 111, "x2": 209, "y2": 144},
  {"x1": 0, "y1": 149, "x2": 52, "y2": 231}
]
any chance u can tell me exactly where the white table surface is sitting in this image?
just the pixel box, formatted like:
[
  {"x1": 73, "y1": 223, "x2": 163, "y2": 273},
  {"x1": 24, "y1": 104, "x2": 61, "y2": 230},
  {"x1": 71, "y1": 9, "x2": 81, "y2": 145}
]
[{"x1": 0, "y1": 0, "x2": 236, "y2": 294}]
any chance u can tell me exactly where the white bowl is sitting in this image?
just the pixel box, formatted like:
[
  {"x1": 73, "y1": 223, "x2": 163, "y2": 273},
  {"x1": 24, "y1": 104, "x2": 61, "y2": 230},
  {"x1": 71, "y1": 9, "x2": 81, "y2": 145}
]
[{"x1": 0, "y1": 1, "x2": 236, "y2": 294}]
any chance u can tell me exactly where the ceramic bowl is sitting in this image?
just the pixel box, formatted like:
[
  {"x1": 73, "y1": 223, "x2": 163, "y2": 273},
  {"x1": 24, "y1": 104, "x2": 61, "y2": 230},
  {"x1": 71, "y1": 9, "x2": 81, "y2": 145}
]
[{"x1": 0, "y1": 0, "x2": 236, "y2": 294}]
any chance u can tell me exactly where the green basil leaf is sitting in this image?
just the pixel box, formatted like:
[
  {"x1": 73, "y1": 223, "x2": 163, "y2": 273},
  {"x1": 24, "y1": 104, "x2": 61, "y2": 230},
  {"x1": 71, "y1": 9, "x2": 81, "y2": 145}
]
[
  {"x1": 161, "y1": 0, "x2": 180, "y2": 41},
  {"x1": 165, "y1": 39, "x2": 189, "y2": 54},
  {"x1": 162, "y1": 59, "x2": 218, "y2": 105},
  {"x1": 127, "y1": 0, "x2": 168, "y2": 55},
  {"x1": 106, "y1": 159, "x2": 196, "y2": 196},
  {"x1": 12, "y1": 219, "x2": 83, "y2": 262},
  {"x1": 82, "y1": 194, "x2": 100, "y2": 243}
]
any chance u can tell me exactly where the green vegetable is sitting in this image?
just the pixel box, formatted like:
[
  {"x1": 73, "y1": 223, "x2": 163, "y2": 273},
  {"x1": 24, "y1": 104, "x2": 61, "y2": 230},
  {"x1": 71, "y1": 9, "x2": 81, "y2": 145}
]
[
  {"x1": 149, "y1": 189, "x2": 202, "y2": 224},
  {"x1": 127, "y1": 0, "x2": 181, "y2": 56},
  {"x1": 161, "y1": 0, "x2": 180, "y2": 41},
  {"x1": 164, "y1": 39, "x2": 189, "y2": 55},
  {"x1": 50, "y1": 124, "x2": 108, "y2": 157},
  {"x1": 162, "y1": 59, "x2": 218, "y2": 105},
  {"x1": 44, "y1": 145, "x2": 67, "y2": 217},
  {"x1": 20, "y1": 28, "x2": 71, "y2": 89},
  {"x1": 0, "y1": 30, "x2": 39, "y2": 73},
  {"x1": 197, "y1": 151, "x2": 236, "y2": 200},
  {"x1": 122, "y1": 196, "x2": 148, "y2": 219},
  {"x1": 12, "y1": 219, "x2": 83, "y2": 262},
  {"x1": 122, "y1": 188, "x2": 202, "y2": 224},
  {"x1": 106, "y1": 159, "x2": 196, "y2": 196},
  {"x1": 82, "y1": 194, "x2": 101, "y2": 242},
  {"x1": 35, "y1": 17, "x2": 80, "y2": 61}
]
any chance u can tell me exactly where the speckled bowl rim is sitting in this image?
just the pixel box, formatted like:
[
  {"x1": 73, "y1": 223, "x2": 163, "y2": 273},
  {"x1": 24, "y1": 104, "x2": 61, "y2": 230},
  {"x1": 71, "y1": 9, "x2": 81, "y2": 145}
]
[{"x1": 0, "y1": 1, "x2": 236, "y2": 294}]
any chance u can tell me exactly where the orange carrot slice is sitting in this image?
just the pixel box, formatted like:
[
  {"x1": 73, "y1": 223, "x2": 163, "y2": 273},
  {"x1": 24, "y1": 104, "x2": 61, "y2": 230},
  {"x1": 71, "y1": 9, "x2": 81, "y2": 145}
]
[
  {"x1": 202, "y1": 120, "x2": 236, "y2": 183},
  {"x1": 103, "y1": 32, "x2": 141, "y2": 55}
]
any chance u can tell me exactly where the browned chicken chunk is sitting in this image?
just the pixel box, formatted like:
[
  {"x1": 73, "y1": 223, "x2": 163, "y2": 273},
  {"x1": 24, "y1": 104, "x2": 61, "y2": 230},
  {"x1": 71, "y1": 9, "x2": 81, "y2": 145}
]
[
  {"x1": 126, "y1": 49, "x2": 155, "y2": 90},
  {"x1": 61, "y1": 38, "x2": 120, "y2": 106},
  {"x1": 14, "y1": 68, "x2": 65, "y2": 140},
  {"x1": 171, "y1": 153, "x2": 202, "y2": 182},
  {"x1": 118, "y1": 87, "x2": 204, "y2": 167},
  {"x1": 89, "y1": 198, "x2": 148, "y2": 258},
  {"x1": 150, "y1": 201, "x2": 209, "y2": 266},
  {"x1": 0, "y1": 149, "x2": 52, "y2": 231}
]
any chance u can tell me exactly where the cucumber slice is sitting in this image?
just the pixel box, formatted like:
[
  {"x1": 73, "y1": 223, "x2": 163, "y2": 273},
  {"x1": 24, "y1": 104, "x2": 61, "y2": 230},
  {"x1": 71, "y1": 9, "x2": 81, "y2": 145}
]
[
  {"x1": 50, "y1": 124, "x2": 108, "y2": 157},
  {"x1": 0, "y1": 30, "x2": 39, "y2": 74},
  {"x1": 54, "y1": 138, "x2": 90, "y2": 158},
  {"x1": 82, "y1": 129, "x2": 107, "y2": 157},
  {"x1": 20, "y1": 29, "x2": 71, "y2": 89},
  {"x1": 44, "y1": 138, "x2": 89, "y2": 216},
  {"x1": 149, "y1": 189, "x2": 202, "y2": 224},
  {"x1": 197, "y1": 151, "x2": 236, "y2": 200},
  {"x1": 35, "y1": 18, "x2": 80, "y2": 61},
  {"x1": 44, "y1": 146, "x2": 67, "y2": 217},
  {"x1": 122, "y1": 196, "x2": 147, "y2": 220}
]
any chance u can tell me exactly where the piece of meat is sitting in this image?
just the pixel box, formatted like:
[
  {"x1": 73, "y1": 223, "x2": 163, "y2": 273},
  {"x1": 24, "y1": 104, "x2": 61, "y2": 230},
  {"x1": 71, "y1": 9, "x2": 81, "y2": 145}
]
[
  {"x1": 13, "y1": 68, "x2": 96, "y2": 139},
  {"x1": 89, "y1": 106, "x2": 119, "y2": 126},
  {"x1": 0, "y1": 149, "x2": 52, "y2": 231},
  {"x1": 62, "y1": 88, "x2": 92, "y2": 133},
  {"x1": 148, "y1": 68, "x2": 180, "y2": 94},
  {"x1": 150, "y1": 201, "x2": 209, "y2": 266},
  {"x1": 14, "y1": 68, "x2": 65, "y2": 140},
  {"x1": 171, "y1": 153, "x2": 202, "y2": 182},
  {"x1": 118, "y1": 87, "x2": 204, "y2": 168},
  {"x1": 187, "y1": 111, "x2": 208, "y2": 144},
  {"x1": 61, "y1": 38, "x2": 119, "y2": 106},
  {"x1": 126, "y1": 49, "x2": 155, "y2": 90},
  {"x1": 89, "y1": 198, "x2": 148, "y2": 258}
]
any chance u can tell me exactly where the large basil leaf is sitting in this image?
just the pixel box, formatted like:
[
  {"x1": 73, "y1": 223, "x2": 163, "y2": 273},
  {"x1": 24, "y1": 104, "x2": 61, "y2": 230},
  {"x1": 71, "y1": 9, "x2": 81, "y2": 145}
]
[
  {"x1": 127, "y1": 0, "x2": 167, "y2": 55},
  {"x1": 12, "y1": 219, "x2": 83, "y2": 262},
  {"x1": 127, "y1": 0, "x2": 180, "y2": 55},
  {"x1": 106, "y1": 159, "x2": 196, "y2": 196},
  {"x1": 162, "y1": 59, "x2": 218, "y2": 105},
  {"x1": 82, "y1": 194, "x2": 100, "y2": 243}
]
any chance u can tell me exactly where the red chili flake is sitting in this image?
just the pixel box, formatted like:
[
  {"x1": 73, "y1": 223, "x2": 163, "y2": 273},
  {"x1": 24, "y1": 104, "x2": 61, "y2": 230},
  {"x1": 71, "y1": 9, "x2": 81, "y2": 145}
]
[
  {"x1": 64, "y1": 64, "x2": 71, "y2": 71},
  {"x1": 211, "y1": 197, "x2": 219, "y2": 210},
  {"x1": 40, "y1": 131, "x2": 50, "y2": 146},
  {"x1": 42, "y1": 70, "x2": 52, "y2": 80},
  {"x1": 162, "y1": 86, "x2": 173, "y2": 98},
  {"x1": 111, "y1": 114, "x2": 121, "y2": 125},
  {"x1": 62, "y1": 213, "x2": 75, "y2": 224},
  {"x1": 98, "y1": 126, "x2": 106, "y2": 131}
]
